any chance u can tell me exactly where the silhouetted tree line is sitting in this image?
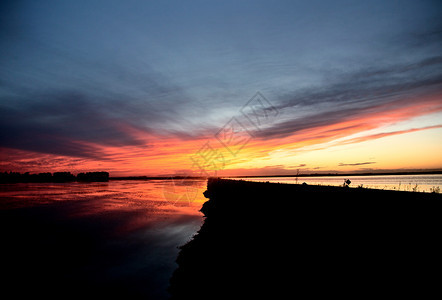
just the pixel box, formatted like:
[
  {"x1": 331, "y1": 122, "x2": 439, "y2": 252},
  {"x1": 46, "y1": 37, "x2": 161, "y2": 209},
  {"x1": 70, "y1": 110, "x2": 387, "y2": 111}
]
[
  {"x1": 0, "y1": 171, "x2": 109, "y2": 183},
  {"x1": 77, "y1": 172, "x2": 109, "y2": 182}
]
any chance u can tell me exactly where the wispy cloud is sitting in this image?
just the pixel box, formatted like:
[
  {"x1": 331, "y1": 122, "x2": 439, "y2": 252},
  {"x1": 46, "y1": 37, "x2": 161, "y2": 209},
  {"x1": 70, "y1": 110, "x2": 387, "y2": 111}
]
[
  {"x1": 253, "y1": 55, "x2": 442, "y2": 140},
  {"x1": 337, "y1": 125, "x2": 442, "y2": 146},
  {"x1": 1, "y1": 1, "x2": 441, "y2": 175},
  {"x1": 339, "y1": 162, "x2": 376, "y2": 167}
]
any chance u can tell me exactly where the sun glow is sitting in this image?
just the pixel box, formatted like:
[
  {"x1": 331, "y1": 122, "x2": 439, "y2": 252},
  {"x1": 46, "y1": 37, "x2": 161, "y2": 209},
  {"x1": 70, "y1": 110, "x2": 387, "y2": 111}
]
[{"x1": 1, "y1": 94, "x2": 441, "y2": 176}]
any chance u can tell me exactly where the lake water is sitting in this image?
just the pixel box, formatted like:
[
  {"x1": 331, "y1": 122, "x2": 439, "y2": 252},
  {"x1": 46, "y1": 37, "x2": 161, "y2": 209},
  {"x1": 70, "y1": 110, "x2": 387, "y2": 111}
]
[
  {"x1": 231, "y1": 174, "x2": 442, "y2": 193},
  {"x1": 0, "y1": 179, "x2": 208, "y2": 299},
  {"x1": 1, "y1": 175, "x2": 440, "y2": 297}
]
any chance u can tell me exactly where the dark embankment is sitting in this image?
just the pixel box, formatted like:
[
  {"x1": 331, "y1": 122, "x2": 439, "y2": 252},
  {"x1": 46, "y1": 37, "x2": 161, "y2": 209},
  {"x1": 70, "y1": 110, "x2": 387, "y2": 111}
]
[{"x1": 169, "y1": 179, "x2": 441, "y2": 299}]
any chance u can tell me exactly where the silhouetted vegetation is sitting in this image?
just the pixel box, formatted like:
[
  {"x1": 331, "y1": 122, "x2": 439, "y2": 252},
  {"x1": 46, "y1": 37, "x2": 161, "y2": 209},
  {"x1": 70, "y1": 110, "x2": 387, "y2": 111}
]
[
  {"x1": 430, "y1": 186, "x2": 440, "y2": 193},
  {"x1": 0, "y1": 171, "x2": 109, "y2": 183},
  {"x1": 109, "y1": 176, "x2": 205, "y2": 181},
  {"x1": 53, "y1": 172, "x2": 76, "y2": 182},
  {"x1": 77, "y1": 172, "x2": 109, "y2": 182}
]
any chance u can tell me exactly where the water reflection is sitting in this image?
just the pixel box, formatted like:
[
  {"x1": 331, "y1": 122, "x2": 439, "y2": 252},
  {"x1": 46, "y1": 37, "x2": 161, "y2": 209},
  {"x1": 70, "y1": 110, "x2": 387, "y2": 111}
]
[
  {"x1": 232, "y1": 174, "x2": 442, "y2": 193},
  {"x1": 0, "y1": 179, "x2": 207, "y2": 299}
]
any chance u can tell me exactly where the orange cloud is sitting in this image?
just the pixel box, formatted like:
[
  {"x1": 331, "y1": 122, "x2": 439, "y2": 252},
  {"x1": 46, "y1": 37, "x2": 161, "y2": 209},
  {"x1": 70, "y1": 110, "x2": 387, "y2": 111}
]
[{"x1": 1, "y1": 94, "x2": 441, "y2": 176}]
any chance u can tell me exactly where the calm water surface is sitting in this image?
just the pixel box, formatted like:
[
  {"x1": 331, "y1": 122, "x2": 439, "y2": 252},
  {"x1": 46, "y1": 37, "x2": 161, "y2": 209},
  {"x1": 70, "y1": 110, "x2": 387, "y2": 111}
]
[
  {"x1": 0, "y1": 179, "x2": 208, "y2": 299},
  {"x1": 232, "y1": 174, "x2": 442, "y2": 193}
]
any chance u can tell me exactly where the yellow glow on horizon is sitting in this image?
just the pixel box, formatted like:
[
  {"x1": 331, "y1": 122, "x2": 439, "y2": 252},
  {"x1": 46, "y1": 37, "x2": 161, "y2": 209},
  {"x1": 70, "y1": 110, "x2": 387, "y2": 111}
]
[
  {"x1": 1, "y1": 94, "x2": 441, "y2": 176},
  {"x1": 222, "y1": 126, "x2": 442, "y2": 173}
]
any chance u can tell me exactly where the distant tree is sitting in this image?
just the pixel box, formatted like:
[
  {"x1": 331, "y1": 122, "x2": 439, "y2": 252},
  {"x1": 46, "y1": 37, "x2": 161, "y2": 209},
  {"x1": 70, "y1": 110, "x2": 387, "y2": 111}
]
[
  {"x1": 37, "y1": 173, "x2": 53, "y2": 182},
  {"x1": 53, "y1": 172, "x2": 75, "y2": 182},
  {"x1": 77, "y1": 172, "x2": 109, "y2": 182}
]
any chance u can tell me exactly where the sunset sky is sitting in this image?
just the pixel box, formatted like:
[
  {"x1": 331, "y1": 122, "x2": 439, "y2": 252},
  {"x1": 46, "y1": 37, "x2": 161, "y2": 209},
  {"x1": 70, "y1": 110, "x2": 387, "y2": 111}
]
[{"x1": 1, "y1": 0, "x2": 441, "y2": 176}]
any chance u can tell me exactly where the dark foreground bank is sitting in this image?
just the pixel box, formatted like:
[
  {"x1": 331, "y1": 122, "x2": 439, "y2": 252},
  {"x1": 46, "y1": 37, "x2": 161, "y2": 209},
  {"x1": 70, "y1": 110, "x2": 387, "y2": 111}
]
[{"x1": 169, "y1": 179, "x2": 442, "y2": 299}]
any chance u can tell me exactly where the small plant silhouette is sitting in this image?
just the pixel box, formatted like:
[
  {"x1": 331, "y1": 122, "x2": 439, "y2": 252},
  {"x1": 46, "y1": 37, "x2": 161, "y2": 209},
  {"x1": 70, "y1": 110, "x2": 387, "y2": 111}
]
[
  {"x1": 412, "y1": 184, "x2": 419, "y2": 192},
  {"x1": 430, "y1": 186, "x2": 440, "y2": 193}
]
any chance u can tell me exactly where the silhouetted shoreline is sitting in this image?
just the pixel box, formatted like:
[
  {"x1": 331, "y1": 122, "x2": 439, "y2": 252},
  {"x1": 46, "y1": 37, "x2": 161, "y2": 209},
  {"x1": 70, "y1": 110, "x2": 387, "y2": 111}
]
[
  {"x1": 169, "y1": 178, "x2": 441, "y2": 299},
  {"x1": 2, "y1": 170, "x2": 440, "y2": 183},
  {"x1": 109, "y1": 176, "x2": 206, "y2": 181},
  {"x1": 0, "y1": 171, "x2": 109, "y2": 183}
]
